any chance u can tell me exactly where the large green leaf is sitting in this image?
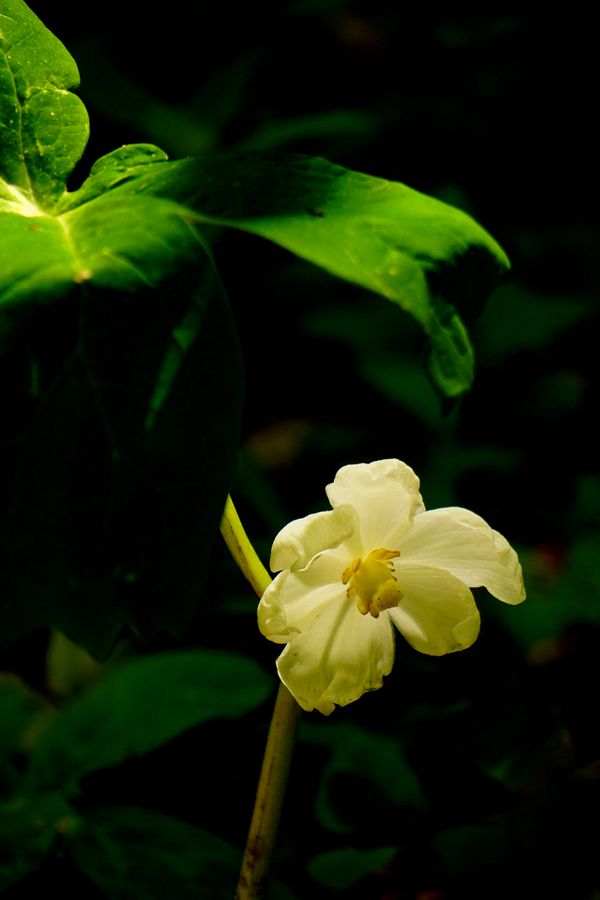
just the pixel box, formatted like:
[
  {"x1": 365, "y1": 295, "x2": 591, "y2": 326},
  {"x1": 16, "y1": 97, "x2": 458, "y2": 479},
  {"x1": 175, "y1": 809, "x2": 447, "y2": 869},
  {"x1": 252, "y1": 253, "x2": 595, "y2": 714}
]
[
  {"x1": 1, "y1": 4, "x2": 243, "y2": 653},
  {"x1": 1, "y1": 0, "x2": 507, "y2": 397},
  {"x1": 0, "y1": 265, "x2": 242, "y2": 655},
  {"x1": 96, "y1": 151, "x2": 509, "y2": 396},
  {"x1": 27, "y1": 650, "x2": 272, "y2": 793},
  {"x1": 1, "y1": 1, "x2": 506, "y2": 396}
]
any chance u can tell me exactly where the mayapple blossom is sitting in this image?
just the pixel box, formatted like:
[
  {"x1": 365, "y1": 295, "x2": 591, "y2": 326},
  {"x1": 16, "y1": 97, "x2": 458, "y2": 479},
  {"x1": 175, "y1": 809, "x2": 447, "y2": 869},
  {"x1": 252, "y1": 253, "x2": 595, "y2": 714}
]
[{"x1": 258, "y1": 459, "x2": 525, "y2": 715}]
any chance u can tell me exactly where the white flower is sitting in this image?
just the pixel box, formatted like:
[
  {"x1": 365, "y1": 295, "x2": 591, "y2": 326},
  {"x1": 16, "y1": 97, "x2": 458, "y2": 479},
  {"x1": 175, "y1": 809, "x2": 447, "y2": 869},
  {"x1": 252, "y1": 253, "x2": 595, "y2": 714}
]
[{"x1": 258, "y1": 459, "x2": 525, "y2": 715}]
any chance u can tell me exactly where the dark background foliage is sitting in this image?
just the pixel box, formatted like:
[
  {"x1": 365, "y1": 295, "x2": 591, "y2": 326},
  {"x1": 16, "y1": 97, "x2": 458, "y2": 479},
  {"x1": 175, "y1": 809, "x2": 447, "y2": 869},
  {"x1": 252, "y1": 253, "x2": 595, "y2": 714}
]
[{"x1": 4, "y1": 2, "x2": 599, "y2": 897}]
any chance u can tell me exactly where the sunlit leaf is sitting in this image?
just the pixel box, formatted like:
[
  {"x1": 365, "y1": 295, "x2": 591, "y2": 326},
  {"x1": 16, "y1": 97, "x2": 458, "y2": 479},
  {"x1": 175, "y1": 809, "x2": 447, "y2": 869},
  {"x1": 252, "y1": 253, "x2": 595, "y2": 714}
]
[
  {"x1": 0, "y1": 0, "x2": 88, "y2": 207},
  {"x1": 1, "y1": 6, "x2": 201, "y2": 302},
  {"x1": 2, "y1": 0, "x2": 507, "y2": 401},
  {"x1": 108, "y1": 151, "x2": 510, "y2": 397}
]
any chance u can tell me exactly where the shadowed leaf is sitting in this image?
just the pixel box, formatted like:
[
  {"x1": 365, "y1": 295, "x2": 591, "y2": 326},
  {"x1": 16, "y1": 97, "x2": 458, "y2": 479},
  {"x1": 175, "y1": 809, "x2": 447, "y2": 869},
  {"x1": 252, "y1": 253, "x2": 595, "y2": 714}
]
[{"x1": 28, "y1": 651, "x2": 272, "y2": 792}]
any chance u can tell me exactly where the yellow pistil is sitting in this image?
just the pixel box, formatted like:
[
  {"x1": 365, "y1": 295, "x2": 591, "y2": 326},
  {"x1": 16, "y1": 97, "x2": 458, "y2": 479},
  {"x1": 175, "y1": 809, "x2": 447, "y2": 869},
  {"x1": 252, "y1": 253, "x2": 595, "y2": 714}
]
[{"x1": 341, "y1": 548, "x2": 403, "y2": 618}]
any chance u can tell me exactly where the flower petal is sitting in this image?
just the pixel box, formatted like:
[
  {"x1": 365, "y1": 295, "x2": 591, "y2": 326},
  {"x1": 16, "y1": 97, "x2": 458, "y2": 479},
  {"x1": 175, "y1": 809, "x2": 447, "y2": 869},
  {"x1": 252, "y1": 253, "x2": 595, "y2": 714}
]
[
  {"x1": 388, "y1": 564, "x2": 480, "y2": 655},
  {"x1": 400, "y1": 508, "x2": 525, "y2": 604},
  {"x1": 325, "y1": 459, "x2": 424, "y2": 550},
  {"x1": 258, "y1": 546, "x2": 350, "y2": 643},
  {"x1": 276, "y1": 598, "x2": 395, "y2": 714},
  {"x1": 270, "y1": 504, "x2": 358, "y2": 573}
]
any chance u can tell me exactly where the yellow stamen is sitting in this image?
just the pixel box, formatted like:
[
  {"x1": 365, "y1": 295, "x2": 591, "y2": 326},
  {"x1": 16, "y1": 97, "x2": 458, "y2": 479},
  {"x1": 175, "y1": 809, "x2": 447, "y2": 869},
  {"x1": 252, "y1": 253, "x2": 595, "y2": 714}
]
[{"x1": 341, "y1": 548, "x2": 403, "y2": 619}]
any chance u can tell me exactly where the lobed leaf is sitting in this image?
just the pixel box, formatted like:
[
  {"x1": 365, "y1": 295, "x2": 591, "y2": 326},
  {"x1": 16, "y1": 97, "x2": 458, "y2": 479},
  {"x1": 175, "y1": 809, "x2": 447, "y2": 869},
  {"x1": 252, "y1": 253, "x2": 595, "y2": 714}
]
[
  {"x1": 2, "y1": 0, "x2": 507, "y2": 398},
  {"x1": 2, "y1": 0, "x2": 508, "y2": 379},
  {"x1": 0, "y1": 0, "x2": 88, "y2": 207},
  {"x1": 114, "y1": 152, "x2": 510, "y2": 396},
  {"x1": 0, "y1": 146, "x2": 207, "y2": 309}
]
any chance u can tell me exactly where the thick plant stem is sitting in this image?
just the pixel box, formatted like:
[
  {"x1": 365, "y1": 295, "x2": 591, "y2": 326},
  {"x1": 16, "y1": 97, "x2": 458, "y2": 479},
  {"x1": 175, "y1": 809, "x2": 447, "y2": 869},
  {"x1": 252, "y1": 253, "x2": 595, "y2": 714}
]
[
  {"x1": 220, "y1": 496, "x2": 301, "y2": 899},
  {"x1": 235, "y1": 682, "x2": 301, "y2": 899}
]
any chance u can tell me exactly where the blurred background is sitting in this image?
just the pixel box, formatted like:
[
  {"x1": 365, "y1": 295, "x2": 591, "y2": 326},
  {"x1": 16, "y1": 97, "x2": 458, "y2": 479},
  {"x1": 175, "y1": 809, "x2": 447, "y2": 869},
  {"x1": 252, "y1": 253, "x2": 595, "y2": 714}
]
[{"x1": 11, "y1": 2, "x2": 600, "y2": 897}]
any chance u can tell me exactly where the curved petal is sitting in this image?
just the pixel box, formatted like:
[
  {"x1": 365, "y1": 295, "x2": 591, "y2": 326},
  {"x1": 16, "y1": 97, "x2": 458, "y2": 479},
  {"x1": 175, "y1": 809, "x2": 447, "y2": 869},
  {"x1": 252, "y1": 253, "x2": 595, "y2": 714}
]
[
  {"x1": 400, "y1": 508, "x2": 525, "y2": 604},
  {"x1": 388, "y1": 564, "x2": 480, "y2": 655},
  {"x1": 270, "y1": 504, "x2": 358, "y2": 573},
  {"x1": 276, "y1": 598, "x2": 395, "y2": 714},
  {"x1": 325, "y1": 459, "x2": 424, "y2": 551},
  {"x1": 258, "y1": 546, "x2": 350, "y2": 643}
]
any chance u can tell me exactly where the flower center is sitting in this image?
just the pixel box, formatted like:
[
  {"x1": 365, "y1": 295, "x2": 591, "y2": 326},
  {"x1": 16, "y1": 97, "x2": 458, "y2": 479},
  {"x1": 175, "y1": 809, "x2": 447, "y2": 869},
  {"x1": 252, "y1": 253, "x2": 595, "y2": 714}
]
[{"x1": 341, "y1": 548, "x2": 403, "y2": 618}]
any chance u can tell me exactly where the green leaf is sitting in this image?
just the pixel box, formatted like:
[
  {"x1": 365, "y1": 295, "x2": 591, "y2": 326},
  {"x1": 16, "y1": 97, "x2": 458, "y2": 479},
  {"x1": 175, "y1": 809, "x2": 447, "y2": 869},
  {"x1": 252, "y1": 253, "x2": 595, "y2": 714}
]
[
  {"x1": 308, "y1": 846, "x2": 397, "y2": 891},
  {"x1": 2, "y1": 4, "x2": 505, "y2": 396},
  {"x1": 1, "y1": 4, "x2": 243, "y2": 653},
  {"x1": 118, "y1": 152, "x2": 510, "y2": 396},
  {"x1": 68, "y1": 806, "x2": 239, "y2": 900},
  {"x1": 301, "y1": 721, "x2": 426, "y2": 833},
  {"x1": 0, "y1": 7, "x2": 201, "y2": 300},
  {"x1": 27, "y1": 650, "x2": 272, "y2": 792},
  {"x1": 0, "y1": 147, "x2": 207, "y2": 308},
  {"x1": 0, "y1": 0, "x2": 88, "y2": 207},
  {"x1": 0, "y1": 264, "x2": 242, "y2": 655},
  {"x1": 0, "y1": 2, "x2": 211, "y2": 306}
]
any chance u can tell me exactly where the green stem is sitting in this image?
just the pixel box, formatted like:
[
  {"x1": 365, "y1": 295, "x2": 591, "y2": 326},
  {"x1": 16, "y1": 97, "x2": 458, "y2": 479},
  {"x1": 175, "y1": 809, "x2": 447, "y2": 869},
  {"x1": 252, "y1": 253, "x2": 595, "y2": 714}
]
[
  {"x1": 220, "y1": 496, "x2": 301, "y2": 900},
  {"x1": 220, "y1": 495, "x2": 272, "y2": 598},
  {"x1": 235, "y1": 682, "x2": 301, "y2": 899}
]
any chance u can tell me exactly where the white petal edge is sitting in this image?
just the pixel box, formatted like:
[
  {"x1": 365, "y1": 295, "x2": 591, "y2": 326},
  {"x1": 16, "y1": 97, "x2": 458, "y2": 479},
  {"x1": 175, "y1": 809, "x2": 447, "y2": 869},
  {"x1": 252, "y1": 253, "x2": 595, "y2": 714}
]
[
  {"x1": 325, "y1": 459, "x2": 425, "y2": 550},
  {"x1": 388, "y1": 564, "x2": 481, "y2": 656},
  {"x1": 270, "y1": 504, "x2": 358, "y2": 573},
  {"x1": 399, "y1": 507, "x2": 525, "y2": 604},
  {"x1": 276, "y1": 597, "x2": 395, "y2": 714},
  {"x1": 258, "y1": 546, "x2": 350, "y2": 643}
]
